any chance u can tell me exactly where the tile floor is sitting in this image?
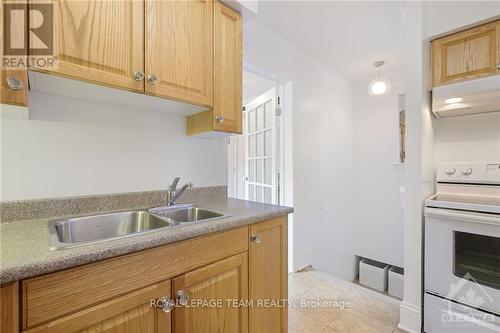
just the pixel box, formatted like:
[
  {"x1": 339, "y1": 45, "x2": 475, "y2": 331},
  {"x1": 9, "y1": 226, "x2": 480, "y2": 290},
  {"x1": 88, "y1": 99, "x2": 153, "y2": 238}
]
[{"x1": 288, "y1": 269, "x2": 405, "y2": 333}]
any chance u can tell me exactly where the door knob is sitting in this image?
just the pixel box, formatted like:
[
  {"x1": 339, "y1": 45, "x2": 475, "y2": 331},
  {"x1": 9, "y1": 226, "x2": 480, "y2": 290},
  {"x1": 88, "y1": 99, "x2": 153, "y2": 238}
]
[
  {"x1": 147, "y1": 74, "x2": 158, "y2": 85},
  {"x1": 176, "y1": 290, "x2": 188, "y2": 306},
  {"x1": 250, "y1": 233, "x2": 262, "y2": 244},
  {"x1": 157, "y1": 296, "x2": 174, "y2": 313},
  {"x1": 215, "y1": 115, "x2": 224, "y2": 123},
  {"x1": 133, "y1": 71, "x2": 145, "y2": 82},
  {"x1": 6, "y1": 76, "x2": 23, "y2": 91}
]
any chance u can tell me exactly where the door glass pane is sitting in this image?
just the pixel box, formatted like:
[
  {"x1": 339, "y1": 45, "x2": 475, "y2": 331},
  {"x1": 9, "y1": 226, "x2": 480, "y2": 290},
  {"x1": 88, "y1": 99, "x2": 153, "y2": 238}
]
[
  {"x1": 264, "y1": 187, "x2": 272, "y2": 204},
  {"x1": 248, "y1": 135, "x2": 255, "y2": 158},
  {"x1": 248, "y1": 160, "x2": 255, "y2": 182},
  {"x1": 256, "y1": 105, "x2": 264, "y2": 130},
  {"x1": 248, "y1": 184, "x2": 255, "y2": 201},
  {"x1": 256, "y1": 133, "x2": 263, "y2": 157},
  {"x1": 264, "y1": 158, "x2": 272, "y2": 185},
  {"x1": 264, "y1": 101, "x2": 273, "y2": 128},
  {"x1": 249, "y1": 110, "x2": 256, "y2": 132},
  {"x1": 255, "y1": 185, "x2": 263, "y2": 202},
  {"x1": 256, "y1": 159, "x2": 263, "y2": 183},
  {"x1": 454, "y1": 231, "x2": 500, "y2": 290},
  {"x1": 264, "y1": 129, "x2": 272, "y2": 156}
]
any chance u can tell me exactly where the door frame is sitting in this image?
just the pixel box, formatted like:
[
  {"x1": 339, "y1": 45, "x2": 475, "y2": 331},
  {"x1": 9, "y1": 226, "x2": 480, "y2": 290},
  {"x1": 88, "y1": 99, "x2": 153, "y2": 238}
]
[{"x1": 233, "y1": 61, "x2": 294, "y2": 272}]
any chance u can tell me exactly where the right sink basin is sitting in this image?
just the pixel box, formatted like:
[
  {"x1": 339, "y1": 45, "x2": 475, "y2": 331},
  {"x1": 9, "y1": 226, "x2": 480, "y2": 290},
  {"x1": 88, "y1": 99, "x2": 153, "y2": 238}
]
[{"x1": 150, "y1": 205, "x2": 231, "y2": 223}]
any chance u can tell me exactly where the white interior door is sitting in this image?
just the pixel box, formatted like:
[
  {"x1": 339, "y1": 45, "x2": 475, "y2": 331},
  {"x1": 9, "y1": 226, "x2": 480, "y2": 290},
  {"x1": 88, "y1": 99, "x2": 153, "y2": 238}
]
[{"x1": 244, "y1": 88, "x2": 277, "y2": 204}]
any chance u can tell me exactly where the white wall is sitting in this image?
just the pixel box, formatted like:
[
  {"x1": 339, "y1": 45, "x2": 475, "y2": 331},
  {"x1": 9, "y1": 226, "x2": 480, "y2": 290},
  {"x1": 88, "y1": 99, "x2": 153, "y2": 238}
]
[
  {"x1": 434, "y1": 112, "x2": 500, "y2": 163},
  {"x1": 400, "y1": 3, "x2": 435, "y2": 332},
  {"x1": 426, "y1": 1, "x2": 500, "y2": 38},
  {"x1": 351, "y1": 78, "x2": 405, "y2": 268},
  {"x1": 1, "y1": 92, "x2": 226, "y2": 201},
  {"x1": 242, "y1": 69, "x2": 276, "y2": 103},
  {"x1": 244, "y1": 19, "x2": 356, "y2": 280}
]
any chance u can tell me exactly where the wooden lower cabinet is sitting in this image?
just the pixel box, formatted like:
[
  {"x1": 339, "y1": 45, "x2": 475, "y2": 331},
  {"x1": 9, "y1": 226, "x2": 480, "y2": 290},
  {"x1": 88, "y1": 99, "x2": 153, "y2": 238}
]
[
  {"x1": 173, "y1": 253, "x2": 248, "y2": 333},
  {"x1": 1, "y1": 282, "x2": 19, "y2": 333},
  {"x1": 23, "y1": 280, "x2": 171, "y2": 333},
  {"x1": 249, "y1": 218, "x2": 288, "y2": 333},
  {"x1": 11, "y1": 218, "x2": 287, "y2": 333}
]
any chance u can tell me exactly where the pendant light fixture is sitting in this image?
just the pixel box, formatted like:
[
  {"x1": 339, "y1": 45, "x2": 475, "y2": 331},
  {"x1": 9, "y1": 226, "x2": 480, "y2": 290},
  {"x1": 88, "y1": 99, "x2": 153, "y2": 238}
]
[{"x1": 368, "y1": 61, "x2": 391, "y2": 97}]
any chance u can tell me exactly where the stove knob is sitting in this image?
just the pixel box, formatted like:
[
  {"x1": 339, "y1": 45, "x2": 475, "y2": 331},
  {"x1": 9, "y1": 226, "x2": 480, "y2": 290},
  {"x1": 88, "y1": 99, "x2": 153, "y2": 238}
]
[
  {"x1": 461, "y1": 168, "x2": 473, "y2": 176},
  {"x1": 445, "y1": 168, "x2": 456, "y2": 176}
]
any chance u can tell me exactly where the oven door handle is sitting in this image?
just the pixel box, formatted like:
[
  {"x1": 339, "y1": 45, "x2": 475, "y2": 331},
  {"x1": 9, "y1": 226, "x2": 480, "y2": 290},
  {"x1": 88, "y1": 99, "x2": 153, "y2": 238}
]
[{"x1": 425, "y1": 207, "x2": 500, "y2": 226}]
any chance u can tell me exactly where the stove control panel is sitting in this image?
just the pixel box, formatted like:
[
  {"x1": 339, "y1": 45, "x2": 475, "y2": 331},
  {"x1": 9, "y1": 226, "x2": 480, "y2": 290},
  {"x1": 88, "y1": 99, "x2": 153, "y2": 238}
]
[{"x1": 437, "y1": 162, "x2": 500, "y2": 184}]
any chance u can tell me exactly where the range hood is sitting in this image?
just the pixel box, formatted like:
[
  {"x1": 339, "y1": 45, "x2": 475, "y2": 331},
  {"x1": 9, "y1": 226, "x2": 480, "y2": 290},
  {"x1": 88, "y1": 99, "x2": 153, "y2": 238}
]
[{"x1": 432, "y1": 75, "x2": 500, "y2": 118}]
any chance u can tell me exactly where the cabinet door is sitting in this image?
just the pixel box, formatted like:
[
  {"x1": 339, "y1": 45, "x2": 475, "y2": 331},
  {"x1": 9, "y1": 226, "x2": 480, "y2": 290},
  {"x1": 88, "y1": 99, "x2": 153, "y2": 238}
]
[
  {"x1": 1, "y1": 68, "x2": 28, "y2": 108},
  {"x1": 249, "y1": 217, "x2": 288, "y2": 333},
  {"x1": 432, "y1": 20, "x2": 499, "y2": 86},
  {"x1": 1, "y1": 282, "x2": 19, "y2": 333},
  {"x1": 23, "y1": 280, "x2": 172, "y2": 333},
  {"x1": 1, "y1": 0, "x2": 28, "y2": 106},
  {"x1": 33, "y1": 0, "x2": 144, "y2": 92},
  {"x1": 146, "y1": 0, "x2": 213, "y2": 107},
  {"x1": 173, "y1": 253, "x2": 248, "y2": 333},
  {"x1": 213, "y1": 1, "x2": 242, "y2": 133}
]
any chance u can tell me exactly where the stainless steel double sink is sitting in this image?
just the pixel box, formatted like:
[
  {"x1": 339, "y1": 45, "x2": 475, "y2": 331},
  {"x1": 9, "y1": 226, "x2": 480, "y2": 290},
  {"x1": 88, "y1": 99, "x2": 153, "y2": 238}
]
[{"x1": 48, "y1": 205, "x2": 230, "y2": 250}]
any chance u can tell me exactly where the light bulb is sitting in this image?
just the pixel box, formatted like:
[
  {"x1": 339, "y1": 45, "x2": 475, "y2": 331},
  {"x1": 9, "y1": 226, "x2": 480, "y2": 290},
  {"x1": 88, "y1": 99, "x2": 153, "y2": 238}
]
[
  {"x1": 444, "y1": 97, "x2": 462, "y2": 104},
  {"x1": 368, "y1": 77, "x2": 391, "y2": 96}
]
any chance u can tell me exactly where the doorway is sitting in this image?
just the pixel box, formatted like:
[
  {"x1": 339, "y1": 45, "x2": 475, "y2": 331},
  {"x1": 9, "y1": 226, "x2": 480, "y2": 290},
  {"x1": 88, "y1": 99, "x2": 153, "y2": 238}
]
[{"x1": 226, "y1": 62, "x2": 294, "y2": 271}]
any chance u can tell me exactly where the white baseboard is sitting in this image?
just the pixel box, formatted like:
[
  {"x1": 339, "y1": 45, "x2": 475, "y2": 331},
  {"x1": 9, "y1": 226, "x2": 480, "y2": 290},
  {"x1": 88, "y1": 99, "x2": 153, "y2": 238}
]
[{"x1": 398, "y1": 301, "x2": 422, "y2": 333}]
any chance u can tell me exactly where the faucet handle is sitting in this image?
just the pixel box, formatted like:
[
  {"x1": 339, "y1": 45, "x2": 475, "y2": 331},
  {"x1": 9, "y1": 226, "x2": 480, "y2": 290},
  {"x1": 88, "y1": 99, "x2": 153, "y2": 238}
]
[{"x1": 170, "y1": 177, "x2": 180, "y2": 191}]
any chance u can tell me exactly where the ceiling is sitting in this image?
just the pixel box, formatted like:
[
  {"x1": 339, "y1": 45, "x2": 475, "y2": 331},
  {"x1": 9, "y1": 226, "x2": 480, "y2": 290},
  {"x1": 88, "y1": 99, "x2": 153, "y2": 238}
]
[{"x1": 252, "y1": 1, "x2": 406, "y2": 83}]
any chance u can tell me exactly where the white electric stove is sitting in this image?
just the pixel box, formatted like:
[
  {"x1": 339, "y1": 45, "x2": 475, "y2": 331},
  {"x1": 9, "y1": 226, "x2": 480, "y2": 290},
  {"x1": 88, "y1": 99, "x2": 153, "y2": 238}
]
[{"x1": 424, "y1": 162, "x2": 500, "y2": 333}]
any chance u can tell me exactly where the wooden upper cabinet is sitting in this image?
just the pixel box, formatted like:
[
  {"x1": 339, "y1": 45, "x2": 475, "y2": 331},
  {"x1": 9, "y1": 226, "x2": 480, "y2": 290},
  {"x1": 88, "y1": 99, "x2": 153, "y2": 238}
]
[
  {"x1": 0, "y1": 69, "x2": 28, "y2": 106},
  {"x1": 249, "y1": 217, "x2": 288, "y2": 333},
  {"x1": 213, "y1": 0, "x2": 243, "y2": 133},
  {"x1": 432, "y1": 20, "x2": 500, "y2": 87},
  {"x1": 145, "y1": 0, "x2": 213, "y2": 107},
  {"x1": 23, "y1": 280, "x2": 172, "y2": 333},
  {"x1": 1, "y1": 0, "x2": 28, "y2": 106},
  {"x1": 33, "y1": 0, "x2": 145, "y2": 92},
  {"x1": 173, "y1": 253, "x2": 248, "y2": 333}
]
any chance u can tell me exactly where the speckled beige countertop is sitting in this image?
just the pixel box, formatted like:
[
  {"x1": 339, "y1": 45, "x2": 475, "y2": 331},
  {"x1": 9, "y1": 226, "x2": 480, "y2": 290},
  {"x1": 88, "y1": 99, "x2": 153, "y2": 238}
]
[{"x1": 0, "y1": 198, "x2": 293, "y2": 284}]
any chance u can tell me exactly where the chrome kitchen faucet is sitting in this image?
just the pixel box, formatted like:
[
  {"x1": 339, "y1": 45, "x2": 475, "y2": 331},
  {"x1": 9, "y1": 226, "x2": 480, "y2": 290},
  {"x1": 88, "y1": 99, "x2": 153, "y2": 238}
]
[{"x1": 166, "y1": 177, "x2": 192, "y2": 206}]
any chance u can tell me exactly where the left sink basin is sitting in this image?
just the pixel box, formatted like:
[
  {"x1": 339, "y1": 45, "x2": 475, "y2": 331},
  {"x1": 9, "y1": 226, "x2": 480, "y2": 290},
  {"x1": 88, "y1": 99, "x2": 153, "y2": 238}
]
[{"x1": 48, "y1": 211, "x2": 174, "y2": 250}]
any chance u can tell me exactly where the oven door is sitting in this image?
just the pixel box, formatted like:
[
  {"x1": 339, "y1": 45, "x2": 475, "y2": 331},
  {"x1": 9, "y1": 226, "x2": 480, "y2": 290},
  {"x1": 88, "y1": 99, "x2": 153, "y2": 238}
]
[{"x1": 425, "y1": 207, "x2": 500, "y2": 315}]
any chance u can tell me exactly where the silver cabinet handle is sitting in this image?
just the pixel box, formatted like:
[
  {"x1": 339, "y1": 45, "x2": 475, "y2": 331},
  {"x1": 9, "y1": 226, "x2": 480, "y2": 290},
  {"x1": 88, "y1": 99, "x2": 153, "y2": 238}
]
[
  {"x1": 6, "y1": 76, "x2": 24, "y2": 91},
  {"x1": 158, "y1": 296, "x2": 174, "y2": 313},
  {"x1": 497, "y1": 63, "x2": 500, "y2": 70},
  {"x1": 147, "y1": 74, "x2": 158, "y2": 85},
  {"x1": 215, "y1": 115, "x2": 224, "y2": 123},
  {"x1": 250, "y1": 233, "x2": 261, "y2": 244},
  {"x1": 133, "y1": 71, "x2": 145, "y2": 82},
  {"x1": 176, "y1": 290, "x2": 188, "y2": 306}
]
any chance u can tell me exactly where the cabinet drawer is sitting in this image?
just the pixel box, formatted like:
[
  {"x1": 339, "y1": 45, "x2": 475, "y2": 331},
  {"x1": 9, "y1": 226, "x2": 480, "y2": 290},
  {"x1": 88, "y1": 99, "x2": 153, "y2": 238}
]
[
  {"x1": 23, "y1": 280, "x2": 171, "y2": 333},
  {"x1": 22, "y1": 227, "x2": 248, "y2": 330}
]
